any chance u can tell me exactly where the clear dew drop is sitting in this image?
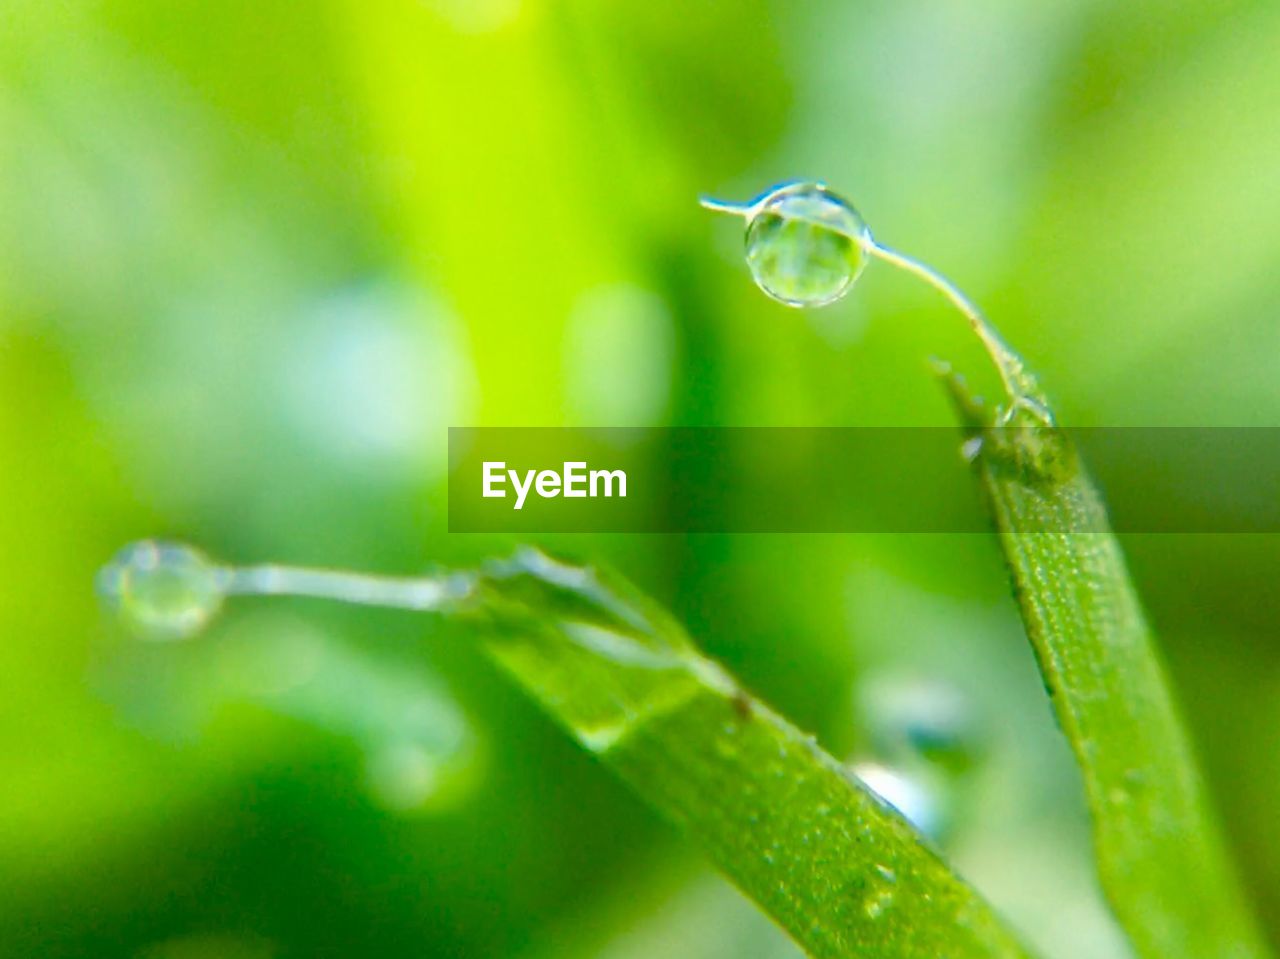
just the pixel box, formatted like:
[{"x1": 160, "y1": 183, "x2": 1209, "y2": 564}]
[
  {"x1": 734, "y1": 182, "x2": 871, "y2": 308},
  {"x1": 97, "y1": 540, "x2": 226, "y2": 641}
]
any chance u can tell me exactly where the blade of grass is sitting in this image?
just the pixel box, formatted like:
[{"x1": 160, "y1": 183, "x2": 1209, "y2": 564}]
[
  {"x1": 941, "y1": 369, "x2": 1271, "y2": 959},
  {"x1": 98, "y1": 538, "x2": 1034, "y2": 957},
  {"x1": 469, "y1": 547, "x2": 1033, "y2": 959}
]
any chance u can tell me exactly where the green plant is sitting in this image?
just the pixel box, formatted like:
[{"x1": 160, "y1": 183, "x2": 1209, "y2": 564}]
[{"x1": 98, "y1": 183, "x2": 1270, "y2": 958}]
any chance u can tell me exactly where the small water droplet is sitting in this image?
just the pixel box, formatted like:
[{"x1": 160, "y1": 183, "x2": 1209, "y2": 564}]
[
  {"x1": 851, "y1": 760, "x2": 946, "y2": 841},
  {"x1": 863, "y1": 886, "x2": 895, "y2": 919},
  {"x1": 738, "y1": 182, "x2": 872, "y2": 308},
  {"x1": 97, "y1": 540, "x2": 226, "y2": 640}
]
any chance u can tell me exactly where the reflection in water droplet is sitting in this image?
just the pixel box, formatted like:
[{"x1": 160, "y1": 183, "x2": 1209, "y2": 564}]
[
  {"x1": 703, "y1": 182, "x2": 872, "y2": 308},
  {"x1": 745, "y1": 183, "x2": 870, "y2": 307},
  {"x1": 97, "y1": 540, "x2": 226, "y2": 640}
]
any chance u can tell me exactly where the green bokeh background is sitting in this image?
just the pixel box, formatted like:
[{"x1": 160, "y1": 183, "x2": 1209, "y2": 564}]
[{"x1": 3, "y1": 2, "x2": 1279, "y2": 957}]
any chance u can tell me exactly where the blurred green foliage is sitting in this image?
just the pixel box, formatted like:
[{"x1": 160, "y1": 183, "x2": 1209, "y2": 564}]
[{"x1": 2, "y1": 1, "x2": 1279, "y2": 956}]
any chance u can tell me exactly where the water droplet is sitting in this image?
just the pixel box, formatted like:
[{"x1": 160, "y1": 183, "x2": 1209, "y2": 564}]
[
  {"x1": 961, "y1": 435, "x2": 984, "y2": 462},
  {"x1": 364, "y1": 740, "x2": 451, "y2": 813},
  {"x1": 859, "y1": 675, "x2": 983, "y2": 778},
  {"x1": 851, "y1": 760, "x2": 947, "y2": 842},
  {"x1": 863, "y1": 886, "x2": 895, "y2": 919},
  {"x1": 97, "y1": 540, "x2": 226, "y2": 640},
  {"x1": 711, "y1": 182, "x2": 872, "y2": 308}
]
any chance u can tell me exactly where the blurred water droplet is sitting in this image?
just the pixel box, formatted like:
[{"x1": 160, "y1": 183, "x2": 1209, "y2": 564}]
[
  {"x1": 365, "y1": 740, "x2": 452, "y2": 813},
  {"x1": 564, "y1": 284, "x2": 673, "y2": 426},
  {"x1": 97, "y1": 540, "x2": 225, "y2": 640},
  {"x1": 279, "y1": 280, "x2": 475, "y2": 476},
  {"x1": 851, "y1": 760, "x2": 947, "y2": 841},
  {"x1": 740, "y1": 182, "x2": 871, "y2": 307},
  {"x1": 859, "y1": 675, "x2": 983, "y2": 778}
]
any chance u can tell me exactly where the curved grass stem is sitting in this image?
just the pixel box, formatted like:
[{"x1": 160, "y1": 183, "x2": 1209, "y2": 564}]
[
  {"x1": 865, "y1": 241, "x2": 1045, "y2": 419},
  {"x1": 222, "y1": 563, "x2": 472, "y2": 611}
]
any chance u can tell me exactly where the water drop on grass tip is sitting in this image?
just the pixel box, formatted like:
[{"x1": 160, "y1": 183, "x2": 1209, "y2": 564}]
[
  {"x1": 703, "y1": 181, "x2": 872, "y2": 308},
  {"x1": 97, "y1": 540, "x2": 226, "y2": 640}
]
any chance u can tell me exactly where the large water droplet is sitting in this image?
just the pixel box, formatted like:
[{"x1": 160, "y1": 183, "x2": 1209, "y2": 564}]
[
  {"x1": 742, "y1": 182, "x2": 871, "y2": 308},
  {"x1": 97, "y1": 540, "x2": 226, "y2": 640}
]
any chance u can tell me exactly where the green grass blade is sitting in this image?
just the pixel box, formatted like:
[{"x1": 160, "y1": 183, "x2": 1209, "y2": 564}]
[
  {"x1": 942, "y1": 373, "x2": 1271, "y2": 959},
  {"x1": 466, "y1": 548, "x2": 1033, "y2": 959}
]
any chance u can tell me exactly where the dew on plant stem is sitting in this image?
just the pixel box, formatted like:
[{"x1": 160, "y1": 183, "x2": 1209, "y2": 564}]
[
  {"x1": 97, "y1": 539, "x2": 472, "y2": 642},
  {"x1": 98, "y1": 542, "x2": 485, "y2": 813},
  {"x1": 850, "y1": 760, "x2": 948, "y2": 842},
  {"x1": 96, "y1": 540, "x2": 228, "y2": 641},
  {"x1": 701, "y1": 180, "x2": 1051, "y2": 418},
  {"x1": 701, "y1": 181, "x2": 871, "y2": 308}
]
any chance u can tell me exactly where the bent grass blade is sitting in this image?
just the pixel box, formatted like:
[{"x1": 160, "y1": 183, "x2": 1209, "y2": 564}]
[
  {"x1": 99, "y1": 541, "x2": 1034, "y2": 959},
  {"x1": 472, "y1": 549, "x2": 1034, "y2": 959}
]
